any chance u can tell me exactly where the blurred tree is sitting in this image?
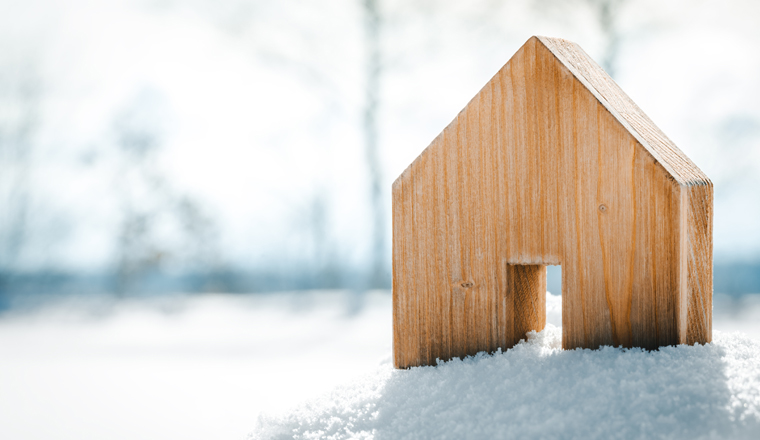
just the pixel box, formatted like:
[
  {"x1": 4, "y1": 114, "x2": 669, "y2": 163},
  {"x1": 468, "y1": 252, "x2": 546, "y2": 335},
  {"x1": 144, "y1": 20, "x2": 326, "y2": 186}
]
[
  {"x1": 112, "y1": 89, "x2": 165, "y2": 294},
  {"x1": 292, "y1": 190, "x2": 342, "y2": 288},
  {"x1": 361, "y1": 0, "x2": 387, "y2": 289},
  {"x1": 0, "y1": 65, "x2": 39, "y2": 288},
  {"x1": 111, "y1": 88, "x2": 222, "y2": 295}
]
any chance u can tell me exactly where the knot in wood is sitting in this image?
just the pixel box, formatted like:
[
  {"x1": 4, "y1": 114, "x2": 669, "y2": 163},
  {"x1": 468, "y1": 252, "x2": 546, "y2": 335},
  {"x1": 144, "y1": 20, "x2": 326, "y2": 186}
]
[
  {"x1": 460, "y1": 281, "x2": 474, "y2": 288},
  {"x1": 599, "y1": 204, "x2": 608, "y2": 213}
]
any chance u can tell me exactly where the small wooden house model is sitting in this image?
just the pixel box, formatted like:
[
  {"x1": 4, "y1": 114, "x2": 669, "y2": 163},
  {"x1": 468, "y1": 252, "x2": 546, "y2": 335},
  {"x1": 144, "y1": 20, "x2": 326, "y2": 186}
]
[{"x1": 392, "y1": 36, "x2": 712, "y2": 369}]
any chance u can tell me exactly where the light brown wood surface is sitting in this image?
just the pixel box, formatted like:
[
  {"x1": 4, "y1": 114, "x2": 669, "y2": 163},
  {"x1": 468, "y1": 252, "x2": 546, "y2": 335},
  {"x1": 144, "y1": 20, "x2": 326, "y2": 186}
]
[{"x1": 392, "y1": 36, "x2": 712, "y2": 369}]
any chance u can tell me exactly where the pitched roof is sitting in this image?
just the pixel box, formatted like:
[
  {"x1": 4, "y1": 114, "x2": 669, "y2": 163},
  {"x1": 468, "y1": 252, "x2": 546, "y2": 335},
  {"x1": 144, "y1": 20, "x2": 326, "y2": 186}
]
[
  {"x1": 537, "y1": 36, "x2": 709, "y2": 186},
  {"x1": 395, "y1": 36, "x2": 710, "y2": 188}
]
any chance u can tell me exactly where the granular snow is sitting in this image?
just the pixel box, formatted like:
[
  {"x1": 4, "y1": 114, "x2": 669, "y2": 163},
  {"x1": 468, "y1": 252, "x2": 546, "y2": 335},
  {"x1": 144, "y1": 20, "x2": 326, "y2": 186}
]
[{"x1": 251, "y1": 306, "x2": 760, "y2": 439}]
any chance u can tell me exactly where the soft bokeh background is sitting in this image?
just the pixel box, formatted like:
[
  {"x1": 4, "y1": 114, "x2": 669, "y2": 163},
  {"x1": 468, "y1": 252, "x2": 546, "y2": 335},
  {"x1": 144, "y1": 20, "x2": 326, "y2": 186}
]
[{"x1": 1, "y1": 0, "x2": 759, "y2": 439}]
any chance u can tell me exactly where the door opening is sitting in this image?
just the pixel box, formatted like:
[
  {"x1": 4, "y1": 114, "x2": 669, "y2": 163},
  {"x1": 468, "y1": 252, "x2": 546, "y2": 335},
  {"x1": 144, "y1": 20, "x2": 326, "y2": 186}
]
[{"x1": 546, "y1": 265, "x2": 562, "y2": 327}]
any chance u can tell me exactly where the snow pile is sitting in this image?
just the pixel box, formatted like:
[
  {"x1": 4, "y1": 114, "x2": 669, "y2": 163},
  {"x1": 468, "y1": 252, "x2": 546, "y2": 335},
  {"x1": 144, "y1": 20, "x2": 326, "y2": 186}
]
[{"x1": 251, "y1": 326, "x2": 760, "y2": 439}]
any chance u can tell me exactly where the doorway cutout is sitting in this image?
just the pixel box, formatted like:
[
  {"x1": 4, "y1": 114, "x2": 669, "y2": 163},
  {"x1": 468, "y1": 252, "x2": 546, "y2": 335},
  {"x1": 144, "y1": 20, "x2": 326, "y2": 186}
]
[{"x1": 546, "y1": 265, "x2": 562, "y2": 328}]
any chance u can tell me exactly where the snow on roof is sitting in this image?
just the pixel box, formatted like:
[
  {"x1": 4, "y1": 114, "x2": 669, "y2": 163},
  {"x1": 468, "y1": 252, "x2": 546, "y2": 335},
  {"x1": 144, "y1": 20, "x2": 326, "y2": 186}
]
[{"x1": 251, "y1": 301, "x2": 760, "y2": 439}]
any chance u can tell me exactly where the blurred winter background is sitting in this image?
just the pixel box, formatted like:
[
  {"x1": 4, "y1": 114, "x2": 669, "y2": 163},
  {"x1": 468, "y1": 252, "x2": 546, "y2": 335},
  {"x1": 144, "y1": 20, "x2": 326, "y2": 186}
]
[{"x1": 1, "y1": 0, "x2": 759, "y2": 439}]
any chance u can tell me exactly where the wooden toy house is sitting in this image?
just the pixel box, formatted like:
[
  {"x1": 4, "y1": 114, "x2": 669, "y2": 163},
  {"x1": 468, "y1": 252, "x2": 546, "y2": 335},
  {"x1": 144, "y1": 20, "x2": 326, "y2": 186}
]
[{"x1": 392, "y1": 36, "x2": 712, "y2": 369}]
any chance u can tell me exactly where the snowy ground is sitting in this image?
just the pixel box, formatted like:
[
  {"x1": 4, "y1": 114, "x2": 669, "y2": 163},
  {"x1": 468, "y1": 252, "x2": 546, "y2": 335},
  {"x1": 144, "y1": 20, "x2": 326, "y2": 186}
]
[
  {"x1": 1, "y1": 291, "x2": 759, "y2": 440},
  {"x1": 253, "y1": 327, "x2": 760, "y2": 440},
  {"x1": 0, "y1": 291, "x2": 392, "y2": 440}
]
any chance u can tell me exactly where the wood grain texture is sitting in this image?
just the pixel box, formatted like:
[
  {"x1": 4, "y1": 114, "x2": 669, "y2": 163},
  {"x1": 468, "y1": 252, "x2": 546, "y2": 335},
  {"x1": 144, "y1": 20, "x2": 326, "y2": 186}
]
[{"x1": 392, "y1": 36, "x2": 713, "y2": 369}]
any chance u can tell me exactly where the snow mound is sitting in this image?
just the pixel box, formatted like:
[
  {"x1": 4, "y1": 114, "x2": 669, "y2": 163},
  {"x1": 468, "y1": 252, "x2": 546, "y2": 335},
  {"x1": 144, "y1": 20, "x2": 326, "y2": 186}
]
[{"x1": 250, "y1": 327, "x2": 760, "y2": 440}]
